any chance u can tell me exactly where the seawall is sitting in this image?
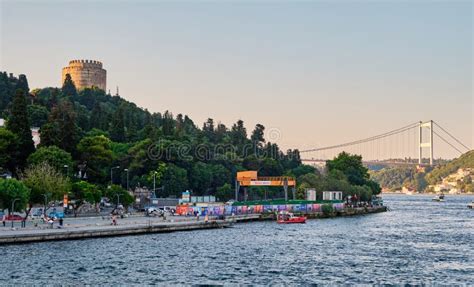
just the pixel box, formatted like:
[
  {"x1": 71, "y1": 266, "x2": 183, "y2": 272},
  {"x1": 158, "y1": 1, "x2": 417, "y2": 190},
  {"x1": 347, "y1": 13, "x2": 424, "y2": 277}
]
[{"x1": 0, "y1": 220, "x2": 230, "y2": 245}]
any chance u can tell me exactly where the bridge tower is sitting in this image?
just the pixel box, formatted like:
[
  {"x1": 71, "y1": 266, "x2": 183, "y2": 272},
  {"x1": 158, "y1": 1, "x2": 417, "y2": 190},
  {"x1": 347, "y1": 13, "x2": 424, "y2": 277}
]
[{"x1": 419, "y1": 120, "x2": 434, "y2": 165}]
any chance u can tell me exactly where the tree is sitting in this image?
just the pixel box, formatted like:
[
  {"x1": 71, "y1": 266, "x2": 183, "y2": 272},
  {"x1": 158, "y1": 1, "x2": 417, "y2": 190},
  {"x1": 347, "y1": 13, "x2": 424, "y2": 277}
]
[
  {"x1": 110, "y1": 104, "x2": 126, "y2": 142},
  {"x1": 77, "y1": 135, "x2": 113, "y2": 183},
  {"x1": 7, "y1": 89, "x2": 35, "y2": 170},
  {"x1": 105, "y1": 185, "x2": 134, "y2": 208},
  {"x1": 161, "y1": 164, "x2": 188, "y2": 197},
  {"x1": 27, "y1": 104, "x2": 49, "y2": 127},
  {"x1": 216, "y1": 183, "x2": 233, "y2": 201},
  {"x1": 40, "y1": 100, "x2": 79, "y2": 153},
  {"x1": 0, "y1": 178, "x2": 30, "y2": 214},
  {"x1": 251, "y1": 124, "x2": 265, "y2": 149},
  {"x1": 21, "y1": 162, "x2": 71, "y2": 216},
  {"x1": 27, "y1": 146, "x2": 73, "y2": 174},
  {"x1": 231, "y1": 120, "x2": 248, "y2": 151},
  {"x1": 326, "y1": 152, "x2": 369, "y2": 186},
  {"x1": 71, "y1": 181, "x2": 102, "y2": 215},
  {"x1": 61, "y1": 73, "x2": 77, "y2": 99},
  {"x1": 0, "y1": 128, "x2": 18, "y2": 173}
]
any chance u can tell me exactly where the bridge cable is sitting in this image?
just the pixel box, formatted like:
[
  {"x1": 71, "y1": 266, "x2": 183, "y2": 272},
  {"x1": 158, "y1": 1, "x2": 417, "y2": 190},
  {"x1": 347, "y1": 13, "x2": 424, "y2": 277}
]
[
  {"x1": 433, "y1": 130, "x2": 464, "y2": 154},
  {"x1": 433, "y1": 121, "x2": 471, "y2": 151},
  {"x1": 300, "y1": 122, "x2": 419, "y2": 153}
]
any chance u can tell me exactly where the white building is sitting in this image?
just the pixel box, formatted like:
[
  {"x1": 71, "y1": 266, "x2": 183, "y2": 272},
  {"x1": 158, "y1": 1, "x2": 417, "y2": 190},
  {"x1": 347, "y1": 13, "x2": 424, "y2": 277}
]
[{"x1": 322, "y1": 191, "x2": 343, "y2": 201}]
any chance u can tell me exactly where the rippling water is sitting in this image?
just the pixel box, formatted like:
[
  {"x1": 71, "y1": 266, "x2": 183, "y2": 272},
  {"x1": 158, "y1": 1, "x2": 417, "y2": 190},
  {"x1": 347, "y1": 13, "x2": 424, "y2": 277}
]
[{"x1": 0, "y1": 194, "x2": 473, "y2": 285}]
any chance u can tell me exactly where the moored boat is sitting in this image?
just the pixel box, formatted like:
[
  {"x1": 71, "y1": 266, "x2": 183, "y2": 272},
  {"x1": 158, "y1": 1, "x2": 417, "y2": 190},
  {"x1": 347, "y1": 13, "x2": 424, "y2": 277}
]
[
  {"x1": 468, "y1": 201, "x2": 474, "y2": 209},
  {"x1": 277, "y1": 211, "x2": 306, "y2": 224}
]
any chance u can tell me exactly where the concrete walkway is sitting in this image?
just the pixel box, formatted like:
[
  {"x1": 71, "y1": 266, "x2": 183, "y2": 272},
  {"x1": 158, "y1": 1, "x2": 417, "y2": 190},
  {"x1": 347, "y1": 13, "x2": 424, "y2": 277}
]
[{"x1": 0, "y1": 215, "x2": 234, "y2": 244}]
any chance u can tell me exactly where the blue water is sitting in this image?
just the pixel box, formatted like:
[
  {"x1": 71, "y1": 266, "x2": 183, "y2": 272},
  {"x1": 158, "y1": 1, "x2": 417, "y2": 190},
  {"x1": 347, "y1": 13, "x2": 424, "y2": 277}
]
[{"x1": 0, "y1": 194, "x2": 472, "y2": 285}]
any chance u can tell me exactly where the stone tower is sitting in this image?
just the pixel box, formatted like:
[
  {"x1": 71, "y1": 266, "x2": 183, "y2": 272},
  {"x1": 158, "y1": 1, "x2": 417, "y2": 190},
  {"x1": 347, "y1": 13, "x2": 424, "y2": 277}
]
[{"x1": 61, "y1": 60, "x2": 106, "y2": 91}]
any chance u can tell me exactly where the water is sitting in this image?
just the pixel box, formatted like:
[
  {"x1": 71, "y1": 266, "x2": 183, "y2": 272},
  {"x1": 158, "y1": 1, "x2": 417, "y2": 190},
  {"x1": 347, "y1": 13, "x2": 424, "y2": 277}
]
[{"x1": 0, "y1": 195, "x2": 473, "y2": 285}]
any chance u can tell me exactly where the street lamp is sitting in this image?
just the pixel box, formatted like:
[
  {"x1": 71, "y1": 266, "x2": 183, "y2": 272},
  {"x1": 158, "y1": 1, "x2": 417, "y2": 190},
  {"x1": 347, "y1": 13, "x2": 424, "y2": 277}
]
[
  {"x1": 153, "y1": 171, "x2": 157, "y2": 198},
  {"x1": 11, "y1": 198, "x2": 19, "y2": 228},
  {"x1": 42, "y1": 194, "x2": 48, "y2": 216},
  {"x1": 115, "y1": 193, "x2": 121, "y2": 208},
  {"x1": 110, "y1": 166, "x2": 120, "y2": 186},
  {"x1": 63, "y1": 164, "x2": 69, "y2": 178},
  {"x1": 124, "y1": 169, "x2": 129, "y2": 191}
]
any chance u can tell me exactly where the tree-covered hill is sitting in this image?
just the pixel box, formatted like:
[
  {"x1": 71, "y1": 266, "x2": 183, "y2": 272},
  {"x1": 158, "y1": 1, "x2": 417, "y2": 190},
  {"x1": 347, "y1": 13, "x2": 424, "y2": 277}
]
[
  {"x1": 0, "y1": 71, "x2": 381, "y2": 212},
  {"x1": 425, "y1": 150, "x2": 474, "y2": 185}
]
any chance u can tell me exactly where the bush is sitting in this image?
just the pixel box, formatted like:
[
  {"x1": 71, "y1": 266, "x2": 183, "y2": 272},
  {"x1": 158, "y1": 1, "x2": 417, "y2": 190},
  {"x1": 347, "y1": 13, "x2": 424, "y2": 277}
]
[{"x1": 321, "y1": 204, "x2": 333, "y2": 215}]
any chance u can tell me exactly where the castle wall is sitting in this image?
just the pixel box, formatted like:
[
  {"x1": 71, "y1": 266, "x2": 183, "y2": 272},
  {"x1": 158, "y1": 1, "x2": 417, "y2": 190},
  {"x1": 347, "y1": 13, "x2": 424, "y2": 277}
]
[{"x1": 61, "y1": 60, "x2": 106, "y2": 91}]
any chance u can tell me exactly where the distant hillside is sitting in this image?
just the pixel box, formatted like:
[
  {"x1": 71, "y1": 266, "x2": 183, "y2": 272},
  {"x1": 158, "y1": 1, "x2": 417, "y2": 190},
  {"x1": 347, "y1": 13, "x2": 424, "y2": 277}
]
[{"x1": 425, "y1": 150, "x2": 474, "y2": 185}]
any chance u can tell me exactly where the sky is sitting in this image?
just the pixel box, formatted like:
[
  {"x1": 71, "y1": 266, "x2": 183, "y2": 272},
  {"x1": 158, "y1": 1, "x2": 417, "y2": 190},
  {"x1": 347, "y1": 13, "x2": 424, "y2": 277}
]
[{"x1": 0, "y1": 0, "x2": 472, "y2": 160}]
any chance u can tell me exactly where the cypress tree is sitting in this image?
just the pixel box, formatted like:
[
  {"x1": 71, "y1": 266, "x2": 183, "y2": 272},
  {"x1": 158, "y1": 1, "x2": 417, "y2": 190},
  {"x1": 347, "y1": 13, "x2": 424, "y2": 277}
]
[
  {"x1": 62, "y1": 73, "x2": 77, "y2": 99},
  {"x1": 7, "y1": 89, "x2": 35, "y2": 170},
  {"x1": 110, "y1": 104, "x2": 126, "y2": 142}
]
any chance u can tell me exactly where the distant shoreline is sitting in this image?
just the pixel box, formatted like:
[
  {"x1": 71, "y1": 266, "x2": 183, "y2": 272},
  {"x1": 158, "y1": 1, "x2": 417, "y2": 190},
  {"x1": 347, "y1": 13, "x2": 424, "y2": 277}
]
[{"x1": 382, "y1": 192, "x2": 474, "y2": 196}]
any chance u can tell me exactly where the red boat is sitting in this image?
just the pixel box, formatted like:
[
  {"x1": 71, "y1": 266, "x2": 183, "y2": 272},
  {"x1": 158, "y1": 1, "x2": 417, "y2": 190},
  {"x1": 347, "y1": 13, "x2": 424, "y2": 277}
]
[{"x1": 277, "y1": 211, "x2": 306, "y2": 224}]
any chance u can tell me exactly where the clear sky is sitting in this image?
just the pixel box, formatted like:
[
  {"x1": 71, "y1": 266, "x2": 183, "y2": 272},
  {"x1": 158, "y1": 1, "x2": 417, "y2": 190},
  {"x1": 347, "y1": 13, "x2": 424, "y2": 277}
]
[{"x1": 1, "y1": 0, "x2": 472, "y2": 159}]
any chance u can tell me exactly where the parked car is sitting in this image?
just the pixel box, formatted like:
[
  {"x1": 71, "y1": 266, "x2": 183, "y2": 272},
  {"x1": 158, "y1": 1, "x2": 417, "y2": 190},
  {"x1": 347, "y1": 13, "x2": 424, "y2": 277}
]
[
  {"x1": 6, "y1": 214, "x2": 23, "y2": 221},
  {"x1": 145, "y1": 207, "x2": 164, "y2": 217}
]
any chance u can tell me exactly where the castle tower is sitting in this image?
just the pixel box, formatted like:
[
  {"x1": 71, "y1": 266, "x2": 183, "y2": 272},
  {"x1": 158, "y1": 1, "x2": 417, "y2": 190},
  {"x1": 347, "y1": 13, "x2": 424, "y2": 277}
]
[{"x1": 61, "y1": 60, "x2": 106, "y2": 91}]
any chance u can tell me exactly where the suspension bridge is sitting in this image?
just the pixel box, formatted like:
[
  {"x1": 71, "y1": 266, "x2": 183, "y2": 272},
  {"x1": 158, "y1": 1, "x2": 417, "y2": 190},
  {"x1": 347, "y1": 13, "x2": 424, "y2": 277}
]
[{"x1": 300, "y1": 120, "x2": 471, "y2": 167}]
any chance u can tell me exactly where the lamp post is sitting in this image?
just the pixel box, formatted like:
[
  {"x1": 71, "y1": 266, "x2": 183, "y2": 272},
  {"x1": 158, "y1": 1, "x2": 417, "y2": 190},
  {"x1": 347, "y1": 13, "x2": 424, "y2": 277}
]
[
  {"x1": 63, "y1": 164, "x2": 69, "y2": 178},
  {"x1": 124, "y1": 169, "x2": 129, "y2": 191},
  {"x1": 11, "y1": 198, "x2": 19, "y2": 228},
  {"x1": 115, "y1": 193, "x2": 121, "y2": 208},
  {"x1": 153, "y1": 171, "x2": 157, "y2": 198},
  {"x1": 110, "y1": 166, "x2": 120, "y2": 186},
  {"x1": 42, "y1": 194, "x2": 48, "y2": 216}
]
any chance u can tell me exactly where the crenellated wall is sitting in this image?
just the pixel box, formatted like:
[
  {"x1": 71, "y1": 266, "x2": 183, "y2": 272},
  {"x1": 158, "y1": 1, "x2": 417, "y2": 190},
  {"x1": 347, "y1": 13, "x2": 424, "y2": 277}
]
[{"x1": 61, "y1": 59, "x2": 106, "y2": 91}]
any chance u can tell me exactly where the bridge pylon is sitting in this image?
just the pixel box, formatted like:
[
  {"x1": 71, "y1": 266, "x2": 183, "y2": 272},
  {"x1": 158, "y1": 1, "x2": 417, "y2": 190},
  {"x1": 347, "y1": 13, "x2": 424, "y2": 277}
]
[{"x1": 419, "y1": 120, "x2": 434, "y2": 165}]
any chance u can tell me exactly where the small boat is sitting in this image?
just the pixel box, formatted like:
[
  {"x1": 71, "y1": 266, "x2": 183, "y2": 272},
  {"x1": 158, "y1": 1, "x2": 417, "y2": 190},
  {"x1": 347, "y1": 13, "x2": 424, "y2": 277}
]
[
  {"x1": 468, "y1": 201, "x2": 474, "y2": 209},
  {"x1": 277, "y1": 211, "x2": 306, "y2": 224},
  {"x1": 432, "y1": 193, "x2": 445, "y2": 202}
]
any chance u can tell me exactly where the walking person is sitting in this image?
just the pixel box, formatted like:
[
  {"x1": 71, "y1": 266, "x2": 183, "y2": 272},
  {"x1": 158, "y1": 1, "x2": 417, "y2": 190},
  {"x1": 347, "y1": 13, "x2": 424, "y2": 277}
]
[{"x1": 48, "y1": 218, "x2": 54, "y2": 229}]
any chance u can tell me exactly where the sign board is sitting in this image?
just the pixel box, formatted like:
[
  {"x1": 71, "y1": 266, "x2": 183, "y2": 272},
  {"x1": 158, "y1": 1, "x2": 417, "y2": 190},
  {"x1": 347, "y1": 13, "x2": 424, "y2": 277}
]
[
  {"x1": 63, "y1": 194, "x2": 68, "y2": 208},
  {"x1": 249, "y1": 181, "x2": 272, "y2": 186},
  {"x1": 182, "y1": 191, "x2": 190, "y2": 203}
]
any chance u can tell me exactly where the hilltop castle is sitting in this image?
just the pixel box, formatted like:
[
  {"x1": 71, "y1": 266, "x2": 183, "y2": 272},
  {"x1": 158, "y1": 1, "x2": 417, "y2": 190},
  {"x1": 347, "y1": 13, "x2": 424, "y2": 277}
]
[{"x1": 61, "y1": 59, "x2": 106, "y2": 91}]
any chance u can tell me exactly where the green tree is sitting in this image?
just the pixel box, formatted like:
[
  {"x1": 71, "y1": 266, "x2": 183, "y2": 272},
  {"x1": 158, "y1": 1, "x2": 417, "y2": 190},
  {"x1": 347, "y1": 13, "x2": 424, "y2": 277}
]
[
  {"x1": 21, "y1": 162, "x2": 71, "y2": 216},
  {"x1": 326, "y1": 152, "x2": 369, "y2": 186},
  {"x1": 0, "y1": 128, "x2": 18, "y2": 173},
  {"x1": 0, "y1": 178, "x2": 30, "y2": 214},
  {"x1": 27, "y1": 146, "x2": 73, "y2": 174},
  {"x1": 27, "y1": 104, "x2": 49, "y2": 127},
  {"x1": 110, "y1": 104, "x2": 126, "y2": 142},
  {"x1": 105, "y1": 185, "x2": 134, "y2": 208},
  {"x1": 250, "y1": 124, "x2": 265, "y2": 149},
  {"x1": 7, "y1": 89, "x2": 35, "y2": 170},
  {"x1": 77, "y1": 135, "x2": 113, "y2": 183},
  {"x1": 216, "y1": 183, "x2": 233, "y2": 201},
  {"x1": 161, "y1": 163, "x2": 188, "y2": 197},
  {"x1": 71, "y1": 181, "x2": 102, "y2": 215},
  {"x1": 61, "y1": 73, "x2": 77, "y2": 99},
  {"x1": 40, "y1": 100, "x2": 79, "y2": 153}
]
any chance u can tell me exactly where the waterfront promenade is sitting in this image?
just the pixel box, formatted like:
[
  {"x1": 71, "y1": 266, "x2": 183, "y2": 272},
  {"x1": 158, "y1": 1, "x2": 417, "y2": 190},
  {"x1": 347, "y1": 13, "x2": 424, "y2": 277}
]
[
  {"x1": 0, "y1": 206, "x2": 385, "y2": 244},
  {"x1": 0, "y1": 215, "x2": 234, "y2": 244}
]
